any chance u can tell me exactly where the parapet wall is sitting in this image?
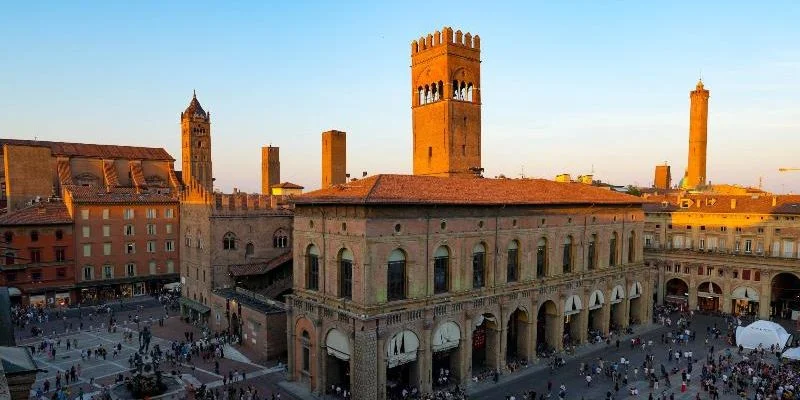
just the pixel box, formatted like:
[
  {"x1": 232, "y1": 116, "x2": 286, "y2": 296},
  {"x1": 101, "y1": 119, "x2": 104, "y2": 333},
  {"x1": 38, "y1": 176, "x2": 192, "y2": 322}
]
[{"x1": 411, "y1": 26, "x2": 480, "y2": 54}]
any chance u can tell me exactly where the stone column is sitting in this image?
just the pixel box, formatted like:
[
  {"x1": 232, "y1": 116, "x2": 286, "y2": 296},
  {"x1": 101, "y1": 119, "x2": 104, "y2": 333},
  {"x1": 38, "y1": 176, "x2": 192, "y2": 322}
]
[
  {"x1": 552, "y1": 313, "x2": 564, "y2": 351},
  {"x1": 418, "y1": 322, "x2": 433, "y2": 394},
  {"x1": 760, "y1": 275, "x2": 771, "y2": 319},
  {"x1": 314, "y1": 322, "x2": 324, "y2": 395},
  {"x1": 377, "y1": 334, "x2": 387, "y2": 400},
  {"x1": 600, "y1": 301, "x2": 611, "y2": 335},
  {"x1": 529, "y1": 309, "x2": 538, "y2": 362},
  {"x1": 486, "y1": 324, "x2": 503, "y2": 370},
  {"x1": 578, "y1": 310, "x2": 589, "y2": 343},
  {"x1": 722, "y1": 275, "x2": 732, "y2": 314},
  {"x1": 460, "y1": 318, "x2": 473, "y2": 385},
  {"x1": 688, "y1": 273, "x2": 698, "y2": 311},
  {"x1": 353, "y1": 328, "x2": 379, "y2": 400},
  {"x1": 286, "y1": 309, "x2": 296, "y2": 381}
]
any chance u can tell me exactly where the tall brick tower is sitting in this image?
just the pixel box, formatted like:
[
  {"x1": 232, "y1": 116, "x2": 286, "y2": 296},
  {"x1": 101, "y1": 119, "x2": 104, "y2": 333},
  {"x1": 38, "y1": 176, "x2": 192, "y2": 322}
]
[
  {"x1": 321, "y1": 130, "x2": 346, "y2": 188},
  {"x1": 261, "y1": 145, "x2": 280, "y2": 195},
  {"x1": 181, "y1": 91, "x2": 213, "y2": 191},
  {"x1": 686, "y1": 80, "x2": 710, "y2": 188},
  {"x1": 411, "y1": 27, "x2": 482, "y2": 177}
]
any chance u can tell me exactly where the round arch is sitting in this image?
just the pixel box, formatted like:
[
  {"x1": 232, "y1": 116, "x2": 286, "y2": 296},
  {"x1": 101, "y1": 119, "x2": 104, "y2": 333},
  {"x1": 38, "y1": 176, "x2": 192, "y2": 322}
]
[
  {"x1": 771, "y1": 272, "x2": 800, "y2": 319},
  {"x1": 536, "y1": 300, "x2": 559, "y2": 352},
  {"x1": 325, "y1": 328, "x2": 352, "y2": 361},
  {"x1": 386, "y1": 329, "x2": 420, "y2": 368},
  {"x1": 610, "y1": 285, "x2": 626, "y2": 304}
]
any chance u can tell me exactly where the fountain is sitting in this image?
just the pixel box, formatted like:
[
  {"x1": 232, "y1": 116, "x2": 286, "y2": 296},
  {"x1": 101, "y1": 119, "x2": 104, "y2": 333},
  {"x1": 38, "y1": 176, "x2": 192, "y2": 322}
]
[{"x1": 109, "y1": 328, "x2": 184, "y2": 399}]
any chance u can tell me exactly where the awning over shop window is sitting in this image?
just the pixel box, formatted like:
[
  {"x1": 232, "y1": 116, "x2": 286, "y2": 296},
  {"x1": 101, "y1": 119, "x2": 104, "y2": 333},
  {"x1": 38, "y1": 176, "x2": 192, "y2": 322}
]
[
  {"x1": 732, "y1": 286, "x2": 759, "y2": 301},
  {"x1": 564, "y1": 295, "x2": 583, "y2": 316},
  {"x1": 589, "y1": 290, "x2": 604, "y2": 310},
  {"x1": 180, "y1": 297, "x2": 210, "y2": 314},
  {"x1": 7, "y1": 287, "x2": 21, "y2": 296},
  {"x1": 326, "y1": 329, "x2": 351, "y2": 361},
  {"x1": 629, "y1": 282, "x2": 643, "y2": 299},
  {"x1": 432, "y1": 322, "x2": 461, "y2": 353},
  {"x1": 610, "y1": 285, "x2": 625, "y2": 304},
  {"x1": 387, "y1": 330, "x2": 419, "y2": 368}
]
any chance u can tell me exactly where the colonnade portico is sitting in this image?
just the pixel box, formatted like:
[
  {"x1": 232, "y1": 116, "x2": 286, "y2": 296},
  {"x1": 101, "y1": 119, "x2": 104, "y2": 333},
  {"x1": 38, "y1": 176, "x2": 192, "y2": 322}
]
[{"x1": 287, "y1": 277, "x2": 653, "y2": 400}]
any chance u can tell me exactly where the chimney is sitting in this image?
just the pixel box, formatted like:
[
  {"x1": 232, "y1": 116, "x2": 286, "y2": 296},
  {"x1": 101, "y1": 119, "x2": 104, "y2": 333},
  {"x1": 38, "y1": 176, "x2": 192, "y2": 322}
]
[{"x1": 730, "y1": 199, "x2": 736, "y2": 209}]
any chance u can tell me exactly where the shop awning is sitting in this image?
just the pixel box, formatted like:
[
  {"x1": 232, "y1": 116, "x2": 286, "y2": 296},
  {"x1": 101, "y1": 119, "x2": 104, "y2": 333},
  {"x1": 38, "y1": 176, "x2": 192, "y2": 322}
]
[
  {"x1": 732, "y1": 286, "x2": 759, "y2": 301},
  {"x1": 326, "y1": 328, "x2": 351, "y2": 361},
  {"x1": 180, "y1": 297, "x2": 210, "y2": 314},
  {"x1": 588, "y1": 290, "x2": 604, "y2": 310},
  {"x1": 432, "y1": 322, "x2": 460, "y2": 353},
  {"x1": 629, "y1": 282, "x2": 643, "y2": 299},
  {"x1": 7, "y1": 287, "x2": 21, "y2": 296},
  {"x1": 387, "y1": 330, "x2": 419, "y2": 368},
  {"x1": 564, "y1": 294, "x2": 583, "y2": 316},
  {"x1": 610, "y1": 285, "x2": 626, "y2": 304}
]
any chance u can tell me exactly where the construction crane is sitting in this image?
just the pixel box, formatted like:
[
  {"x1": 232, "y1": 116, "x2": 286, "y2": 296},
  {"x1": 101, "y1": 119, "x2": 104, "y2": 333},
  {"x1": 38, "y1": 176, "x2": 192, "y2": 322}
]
[{"x1": 779, "y1": 168, "x2": 800, "y2": 172}]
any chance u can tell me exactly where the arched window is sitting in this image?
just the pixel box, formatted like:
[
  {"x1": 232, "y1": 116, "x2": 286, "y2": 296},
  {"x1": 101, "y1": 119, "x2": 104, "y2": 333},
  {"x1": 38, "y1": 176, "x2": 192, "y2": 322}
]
[
  {"x1": 587, "y1": 234, "x2": 597, "y2": 270},
  {"x1": 433, "y1": 246, "x2": 449, "y2": 294},
  {"x1": 30, "y1": 231, "x2": 39, "y2": 242},
  {"x1": 3, "y1": 231, "x2": 12, "y2": 244},
  {"x1": 609, "y1": 232, "x2": 618, "y2": 267},
  {"x1": 536, "y1": 238, "x2": 548, "y2": 278},
  {"x1": 628, "y1": 231, "x2": 636, "y2": 263},
  {"x1": 273, "y1": 229, "x2": 289, "y2": 248},
  {"x1": 306, "y1": 245, "x2": 320, "y2": 291},
  {"x1": 418, "y1": 87, "x2": 425, "y2": 105},
  {"x1": 460, "y1": 81, "x2": 467, "y2": 101},
  {"x1": 453, "y1": 80, "x2": 460, "y2": 99},
  {"x1": 425, "y1": 85, "x2": 432, "y2": 103},
  {"x1": 339, "y1": 248, "x2": 353, "y2": 299},
  {"x1": 245, "y1": 243, "x2": 254, "y2": 257},
  {"x1": 223, "y1": 232, "x2": 236, "y2": 250},
  {"x1": 467, "y1": 83, "x2": 474, "y2": 102},
  {"x1": 507, "y1": 240, "x2": 519, "y2": 283},
  {"x1": 432, "y1": 83, "x2": 439, "y2": 101},
  {"x1": 4, "y1": 251, "x2": 14, "y2": 265},
  {"x1": 472, "y1": 243, "x2": 486, "y2": 289},
  {"x1": 301, "y1": 330, "x2": 311, "y2": 372},
  {"x1": 562, "y1": 236, "x2": 573, "y2": 273},
  {"x1": 387, "y1": 249, "x2": 406, "y2": 301}
]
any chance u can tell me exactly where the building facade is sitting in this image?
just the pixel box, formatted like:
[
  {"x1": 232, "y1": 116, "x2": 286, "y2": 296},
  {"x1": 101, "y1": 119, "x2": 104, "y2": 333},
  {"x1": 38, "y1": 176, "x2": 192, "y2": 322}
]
[
  {"x1": 287, "y1": 174, "x2": 650, "y2": 399},
  {"x1": 643, "y1": 192, "x2": 800, "y2": 319},
  {"x1": 65, "y1": 187, "x2": 180, "y2": 303},
  {"x1": 0, "y1": 200, "x2": 75, "y2": 306}
]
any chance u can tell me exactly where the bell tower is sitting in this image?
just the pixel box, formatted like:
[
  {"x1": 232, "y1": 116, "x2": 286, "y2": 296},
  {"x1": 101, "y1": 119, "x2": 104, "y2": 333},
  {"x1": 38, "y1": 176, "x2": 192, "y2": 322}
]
[
  {"x1": 411, "y1": 27, "x2": 482, "y2": 177},
  {"x1": 181, "y1": 91, "x2": 213, "y2": 191}
]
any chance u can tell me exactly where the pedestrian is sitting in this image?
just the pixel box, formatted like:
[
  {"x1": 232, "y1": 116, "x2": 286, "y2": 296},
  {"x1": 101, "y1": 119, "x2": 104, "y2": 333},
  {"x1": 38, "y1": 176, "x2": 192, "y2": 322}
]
[{"x1": 586, "y1": 375, "x2": 592, "y2": 387}]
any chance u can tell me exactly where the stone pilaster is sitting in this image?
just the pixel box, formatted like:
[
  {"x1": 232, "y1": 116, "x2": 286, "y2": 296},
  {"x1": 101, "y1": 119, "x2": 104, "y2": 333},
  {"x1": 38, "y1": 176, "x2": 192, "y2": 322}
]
[{"x1": 353, "y1": 328, "x2": 379, "y2": 400}]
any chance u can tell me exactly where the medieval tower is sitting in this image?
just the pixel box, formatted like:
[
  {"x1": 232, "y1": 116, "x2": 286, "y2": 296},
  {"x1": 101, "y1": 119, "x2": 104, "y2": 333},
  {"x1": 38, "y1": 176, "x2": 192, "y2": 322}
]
[
  {"x1": 262, "y1": 145, "x2": 280, "y2": 195},
  {"x1": 181, "y1": 91, "x2": 213, "y2": 191},
  {"x1": 321, "y1": 130, "x2": 346, "y2": 188},
  {"x1": 686, "y1": 80, "x2": 710, "y2": 188},
  {"x1": 411, "y1": 27, "x2": 482, "y2": 177}
]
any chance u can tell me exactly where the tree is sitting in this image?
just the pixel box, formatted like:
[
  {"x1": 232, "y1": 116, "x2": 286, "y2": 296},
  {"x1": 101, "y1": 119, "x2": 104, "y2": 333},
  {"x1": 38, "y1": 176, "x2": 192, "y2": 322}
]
[{"x1": 625, "y1": 185, "x2": 642, "y2": 196}]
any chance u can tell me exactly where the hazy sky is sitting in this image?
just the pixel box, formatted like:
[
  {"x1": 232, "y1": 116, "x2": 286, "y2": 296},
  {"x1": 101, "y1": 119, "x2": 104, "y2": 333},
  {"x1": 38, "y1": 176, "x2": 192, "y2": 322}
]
[{"x1": 2, "y1": 2, "x2": 799, "y2": 193}]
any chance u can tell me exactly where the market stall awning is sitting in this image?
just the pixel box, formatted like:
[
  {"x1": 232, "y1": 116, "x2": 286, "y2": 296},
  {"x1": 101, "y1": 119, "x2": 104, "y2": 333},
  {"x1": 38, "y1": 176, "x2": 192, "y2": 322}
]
[{"x1": 180, "y1": 297, "x2": 210, "y2": 314}]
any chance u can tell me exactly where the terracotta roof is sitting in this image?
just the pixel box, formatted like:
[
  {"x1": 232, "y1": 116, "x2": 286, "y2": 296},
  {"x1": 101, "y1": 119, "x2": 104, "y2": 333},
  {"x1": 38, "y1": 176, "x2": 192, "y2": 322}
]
[
  {"x1": 65, "y1": 186, "x2": 178, "y2": 204},
  {"x1": 228, "y1": 251, "x2": 292, "y2": 276},
  {"x1": 294, "y1": 174, "x2": 643, "y2": 206},
  {"x1": 643, "y1": 193, "x2": 800, "y2": 215},
  {"x1": 0, "y1": 138, "x2": 173, "y2": 161},
  {"x1": 0, "y1": 201, "x2": 72, "y2": 225},
  {"x1": 273, "y1": 182, "x2": 304, "y2": 189}
]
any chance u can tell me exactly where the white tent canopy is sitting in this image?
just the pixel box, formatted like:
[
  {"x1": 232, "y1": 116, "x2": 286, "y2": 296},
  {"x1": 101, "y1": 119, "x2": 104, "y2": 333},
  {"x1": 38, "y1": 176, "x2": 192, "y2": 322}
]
[
  {"x1": 735, "y1": 320, "x2": 791, "y2": 350},
  {"x1": 564, "y1": 295, "x2": 583, "y2": 316},
  {"x1": 782, "y1": 347, "x2": 800, "y2": 361},
  {"x1": 610, "y1": 285, "x2": 625, "y2": 304},
  {"x1": 588, "y1": 290, "x2": 604, "y2": 310}
]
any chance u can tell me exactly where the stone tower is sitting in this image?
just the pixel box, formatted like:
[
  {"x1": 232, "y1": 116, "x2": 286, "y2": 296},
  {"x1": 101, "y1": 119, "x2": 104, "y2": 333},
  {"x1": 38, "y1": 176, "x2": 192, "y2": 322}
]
[
  {"x1": 321, "y1": 130, "x2": 346, "y2": 188},
  {"x1": 411, "y1": 27, "x2": 482, "y2": 177},
  {"x1": 262, "y1": 146, "x2": 280, "y2": 195},
  {"x1": 686, "y1": 80, "x2": 710, "y2": 188},
  {"x1": 181, "y1": 91, "x2": 213, "y2": 191},
  {"x1": 654, "y1": 164, "x2": 671, "y2": 190}
]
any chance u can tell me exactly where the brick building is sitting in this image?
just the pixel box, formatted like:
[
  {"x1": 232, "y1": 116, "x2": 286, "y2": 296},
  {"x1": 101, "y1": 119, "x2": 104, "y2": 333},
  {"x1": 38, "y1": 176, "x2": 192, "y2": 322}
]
[
  {"x1": 287, "y1": 175, "x2": 650, "y2": 399},
  {"x1": 177, "y1": 93, "x2": 293, "y2": 362},
  {"x1": 0, "y1": 200, "x2": 75, "y2": 306},
  {"x1": 0, "y1": 137, "x2": 183, "y2": 306},
  {"x1": 64, "y1": 187, "x2": 180, "y2": 303},
  {"x1": 643, "y1": 192, "x2": 800, "y2": 319}
]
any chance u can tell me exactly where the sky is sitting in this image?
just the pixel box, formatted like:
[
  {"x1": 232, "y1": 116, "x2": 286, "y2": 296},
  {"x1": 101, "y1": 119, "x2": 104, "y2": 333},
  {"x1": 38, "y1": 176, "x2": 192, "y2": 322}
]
[{"x1": 1, "y1": 1, "x2": 799, "y2": 193}]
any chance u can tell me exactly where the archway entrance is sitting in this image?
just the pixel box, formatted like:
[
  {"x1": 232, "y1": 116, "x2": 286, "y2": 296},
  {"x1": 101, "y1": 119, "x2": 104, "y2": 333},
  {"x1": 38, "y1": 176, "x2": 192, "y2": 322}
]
[
  {"x1": 230, "y1": 313, "x2": 241, "y2": 339},
  {"x1": 609, "y1": 285, "x2": 626, "y2": 332},
  {"x1": 506, "y1": 308, "x2": 530, "y2": 363},
  {"x1": 432, "y1": 322, "x2": 460, "y2": 388},
  {"x1": 325, "y1": 329, "x2": 351, "y2": 395},
  {"x1": 629, "y1": 281, "x2": 644, "y2": 324},
  {"x1": 731, "y1": 286, "x2": 759, "y2": 317},
  {"x1": 697, "y1": 282, "x2": 722, "y2": 312},
  {"x1": 587, "y1": 290, "x2": 605, "y2": 340},
  {"x1": 665, "y1": 278, "x2": 689, "y2": 310},
  {"x1": 386, "y1": 330, "x2": 420, "y2": 398},
  {"x1": 771, "y1": 273, "x2": 800, "y2": 319},
  {"x1": 563, "y1": 295, "x2": 583, "y2": 347},
  {"x1": 536, "y1": 301, "x2": 558, "y2": 356},
  {"x1": 471, "y1": 314, "x2": 498, "y2": 372}
]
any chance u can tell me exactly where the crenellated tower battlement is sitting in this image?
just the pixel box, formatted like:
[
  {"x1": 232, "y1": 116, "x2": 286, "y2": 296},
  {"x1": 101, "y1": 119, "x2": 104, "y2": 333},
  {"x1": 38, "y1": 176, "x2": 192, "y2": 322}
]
[{"x1": 411, "y1": 26, "x2": 480, "y2": 54}]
